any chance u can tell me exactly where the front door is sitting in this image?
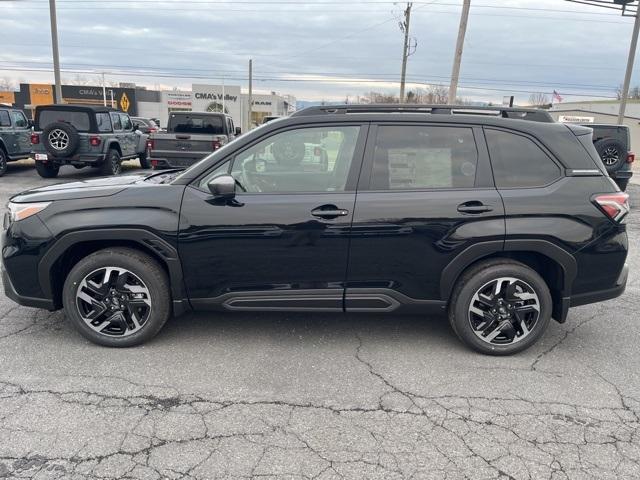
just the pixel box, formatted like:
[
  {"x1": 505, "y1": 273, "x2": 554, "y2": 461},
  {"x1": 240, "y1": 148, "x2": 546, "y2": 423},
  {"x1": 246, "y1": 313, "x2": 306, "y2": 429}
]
[
  {"x1": 10, "y1": 111, "x2": 31, "y2": 156},
  {"x1": 178, "y1": 123, "x2": 368, "y2": 311},
  {"x1": 345, "y1": 123, "x2": 505, "y2": 312}
]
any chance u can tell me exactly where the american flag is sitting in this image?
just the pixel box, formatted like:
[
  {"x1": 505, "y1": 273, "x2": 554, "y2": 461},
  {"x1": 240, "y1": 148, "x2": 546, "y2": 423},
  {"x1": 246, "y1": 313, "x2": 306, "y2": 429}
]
[{"x1": 553, "y1": 90, "x2": 563, "y2": 103}]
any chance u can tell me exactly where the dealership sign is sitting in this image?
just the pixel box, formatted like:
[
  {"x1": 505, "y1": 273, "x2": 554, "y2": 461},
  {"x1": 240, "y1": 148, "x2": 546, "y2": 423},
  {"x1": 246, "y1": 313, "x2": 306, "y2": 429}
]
[
  {"x1": 558, "y1": 115, "x2": 595, "y2": 124},
  {"x1": 60, "y1": 85, "x2": 138, "y2": 115}
]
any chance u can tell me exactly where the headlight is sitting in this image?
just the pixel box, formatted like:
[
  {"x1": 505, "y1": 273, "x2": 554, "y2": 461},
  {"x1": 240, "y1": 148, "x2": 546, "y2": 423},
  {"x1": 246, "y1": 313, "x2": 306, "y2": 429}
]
[{"x1": 8, "y1": 202, "x2": 51, "y2": 222}]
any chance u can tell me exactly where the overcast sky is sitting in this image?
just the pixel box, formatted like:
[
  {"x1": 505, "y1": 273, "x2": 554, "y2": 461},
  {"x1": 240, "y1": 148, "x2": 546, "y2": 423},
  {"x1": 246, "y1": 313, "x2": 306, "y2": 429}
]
[{"x1": 1, "y1": 0, "x2": 638, "y2": 103}]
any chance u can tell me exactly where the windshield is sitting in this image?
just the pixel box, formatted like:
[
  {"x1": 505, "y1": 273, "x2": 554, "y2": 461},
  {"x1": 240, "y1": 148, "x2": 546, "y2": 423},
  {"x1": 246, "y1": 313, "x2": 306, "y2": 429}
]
[{"x1": 168, "y1": 113, "x2": 224, "y2": 134}]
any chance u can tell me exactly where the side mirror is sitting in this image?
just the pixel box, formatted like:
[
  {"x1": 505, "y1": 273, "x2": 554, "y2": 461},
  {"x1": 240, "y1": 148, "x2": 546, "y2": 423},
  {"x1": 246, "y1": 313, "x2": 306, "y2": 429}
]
[
  {"x1": 207, "y1": 174, "x2": 236, "y2": 199},
  {"x1": 235, "y1": 126, "x2": 242, "y2": 136}
]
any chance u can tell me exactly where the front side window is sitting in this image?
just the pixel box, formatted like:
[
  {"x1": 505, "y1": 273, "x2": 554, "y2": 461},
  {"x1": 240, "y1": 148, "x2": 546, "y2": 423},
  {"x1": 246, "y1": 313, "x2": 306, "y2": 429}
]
[
  {"x1": 485, "y1": 129, "x2": 561, "y2": 188},
  {"x1": 39, "y1": 110, "x2": 90, "y2": 131},
  {"x1": 371, "y1": 125, "x2": 478, "y2": 190},
  {"x1": 223, "y1": 126, "x2": 360, "y2": 193},
  {"x1": 11, "y1": 111, "x2": 28, "y2": 128},
  {"x1": 96, "y1": 113, "x2": 112, "y2": 132},
  {"x1": 110, "y1": 113, "x2": 122, "y2": 131}
]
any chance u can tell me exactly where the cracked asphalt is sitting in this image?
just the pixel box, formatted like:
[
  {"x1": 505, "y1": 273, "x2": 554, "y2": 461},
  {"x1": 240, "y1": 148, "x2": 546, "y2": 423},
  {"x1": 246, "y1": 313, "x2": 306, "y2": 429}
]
[{"x1": 1, "y1": 160, "x2": 639, "y2": 479}]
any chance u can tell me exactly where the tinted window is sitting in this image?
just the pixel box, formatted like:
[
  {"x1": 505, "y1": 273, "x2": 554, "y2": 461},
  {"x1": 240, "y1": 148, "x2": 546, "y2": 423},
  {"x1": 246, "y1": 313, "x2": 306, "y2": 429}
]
[
  {"x1": 96, "y1": 113, "x2": 111, "y2": 132},
  {"x1": 371, "y1": 126, "x2": 478, "y2": 190},
  {"x1": 229, "y1": 126, "x2": 361, "y2": 193},
  {"x1": 486, "y1": 129, "x2": 561, "y2": 188},
  {"x1": 39, "y1": 110, "x2": 90, "y2": 131},
  {"x1": 110, "y1": 113, "x2": 122, "y2": 130},
  {"x1": 11, "y1": 111, "x2": 28, "y2": 128},
  {"x1": 169, "y1": 114, "x2": 224, "y2": 134},
  {"x1": 0, "y1": 111, "x2": 10, "y2": 127}
]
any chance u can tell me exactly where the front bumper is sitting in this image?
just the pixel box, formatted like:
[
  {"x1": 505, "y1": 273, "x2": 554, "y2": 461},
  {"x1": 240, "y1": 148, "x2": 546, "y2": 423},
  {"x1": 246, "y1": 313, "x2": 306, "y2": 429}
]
[{"x1": 2, "y1": 267, "x2": 55, "y2": 310}]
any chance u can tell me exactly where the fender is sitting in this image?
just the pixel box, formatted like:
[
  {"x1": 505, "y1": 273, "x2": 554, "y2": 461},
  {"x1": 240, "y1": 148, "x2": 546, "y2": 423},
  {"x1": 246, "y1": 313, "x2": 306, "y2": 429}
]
[
  {"x1": 38, "y1": 228, "x2": 189, "y2": 315},
  {"x1": 105, "y1": 140, "x2": 122, "y2": 155},
  {"x1": 439, "y1": 239, "x2": 577, "y2": 300}
]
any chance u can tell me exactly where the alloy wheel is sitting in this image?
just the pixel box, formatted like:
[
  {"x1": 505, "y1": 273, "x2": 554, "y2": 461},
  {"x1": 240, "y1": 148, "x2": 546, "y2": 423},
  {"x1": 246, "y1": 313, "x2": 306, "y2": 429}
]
[
  {"x1": 601, "y1": 147, "x2": 620, "y2": 166},
  {"x1": 48, "y1": 129, "x2": 69, "y2": 150},
  {"x1": 75, "y1": 267, "x2": 152, "y2": 337},
  {"x1": 468, "y1": 277, "x2": 540, "y2": 345}
]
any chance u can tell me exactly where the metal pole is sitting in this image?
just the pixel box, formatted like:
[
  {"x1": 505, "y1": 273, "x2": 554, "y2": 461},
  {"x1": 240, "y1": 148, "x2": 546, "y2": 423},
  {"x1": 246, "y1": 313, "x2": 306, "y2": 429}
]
[
  {"x1": 449, "y1": 0, "x2": 471, "y2": 105},
  {"x1": 102, "y1": 72, "x2": 107, "y2": 106},
  {"x1": 248, "y1": 59, "x2": 253, "y2": 130},
  {"x1": 222, "y1": 75, "x2": 226, "y2": 114},
  {"x1": 399, "y1": 3, "x2": 412, "y2": 103},
  {"x1": 49, "y1": 0, "x2": 62, "y2": 104},
  {"x1": 618, "y1": 9, "x2": 640, "y2": 124}
]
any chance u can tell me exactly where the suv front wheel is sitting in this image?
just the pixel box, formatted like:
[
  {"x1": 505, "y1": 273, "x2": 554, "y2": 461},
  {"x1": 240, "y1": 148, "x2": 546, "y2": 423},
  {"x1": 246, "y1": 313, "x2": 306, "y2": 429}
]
[
  {"x1": 35, "y1": 161, "x2": 60, "y2": 178},
  {"x1": 62, "y1": 248, "x2": 171, "y2": 347},
  {"x1": 448, "y1": 259, "x2": 552, "y2": 355},
  {"x1": 101, "y1": 148, "x2": 122, "y2": 176}
]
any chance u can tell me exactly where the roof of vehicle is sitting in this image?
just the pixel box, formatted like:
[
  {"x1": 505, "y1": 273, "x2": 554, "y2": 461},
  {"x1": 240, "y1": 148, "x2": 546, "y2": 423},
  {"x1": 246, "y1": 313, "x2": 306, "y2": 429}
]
[
  {"x1": 34, "y1": 104, "x2": 119, "y2": 114},
  {"x1": 170, "y1": 111, "x2": 230, "y2": 117}
]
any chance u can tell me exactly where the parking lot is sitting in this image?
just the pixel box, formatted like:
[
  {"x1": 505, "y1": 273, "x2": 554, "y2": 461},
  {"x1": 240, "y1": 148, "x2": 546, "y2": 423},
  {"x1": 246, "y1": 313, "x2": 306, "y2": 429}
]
[{"x1": 0, "y1": 160, "x2": 638, "y2": 479}]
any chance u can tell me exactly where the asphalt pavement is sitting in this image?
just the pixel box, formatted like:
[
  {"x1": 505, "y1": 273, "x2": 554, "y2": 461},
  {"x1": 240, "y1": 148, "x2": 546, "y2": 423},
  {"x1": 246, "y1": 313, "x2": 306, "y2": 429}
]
[{"x1": 1, "y1": 159, "x2": 639, "y2": 479}]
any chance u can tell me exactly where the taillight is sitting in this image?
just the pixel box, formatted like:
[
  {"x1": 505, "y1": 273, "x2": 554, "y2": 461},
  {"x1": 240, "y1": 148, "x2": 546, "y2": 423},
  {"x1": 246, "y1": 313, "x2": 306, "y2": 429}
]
[
  {"x1": 89, "y1": 136, "x2": 101, "y2": 147},
  {"x1": 627, "y1": 152, "x2": 635, "y2": 163},
  {"x1": 212, "y1": 140, "x2": 222, "y2": 150},
  {"x1": 151, "y1": 160, "x2": 158, "y2": 167},
  {"x1": 149, "y1": 128, "x2": 157, "y2": 133},
  {"x1": 146, "y1": 139, "x2": 154, "y2": 150},
  {"x1": 30, "y1": 133, "x2": 40, "y2": 145},
  {"x1": 314, "y1": 146, "x2": 321, "y2": 156},
  {"x1": 593, "y1": 192, "x2": 630, "y2": 222}
]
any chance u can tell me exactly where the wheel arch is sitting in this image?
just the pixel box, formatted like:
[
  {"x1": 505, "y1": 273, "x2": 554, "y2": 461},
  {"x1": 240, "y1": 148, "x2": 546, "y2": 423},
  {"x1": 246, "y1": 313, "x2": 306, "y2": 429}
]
[
  {"x1": 441, "y1": 240, "x2": 577, "y2": 323},
  {"x1": 106, "y1": 141, "x2": 122, "y2": 156},
  {"x1": 39, "y1": 229, "x2": 189, "y2": 315}
]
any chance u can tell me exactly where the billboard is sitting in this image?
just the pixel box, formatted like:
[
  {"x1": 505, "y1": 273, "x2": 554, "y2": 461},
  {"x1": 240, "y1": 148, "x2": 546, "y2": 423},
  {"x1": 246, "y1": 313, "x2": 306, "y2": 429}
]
[
  {"x1": 60, "y1": 85, "x2": 137, "y2": 115},
  {"x1": 191, "y1": 84, "x2": 241, "y2": 123}
]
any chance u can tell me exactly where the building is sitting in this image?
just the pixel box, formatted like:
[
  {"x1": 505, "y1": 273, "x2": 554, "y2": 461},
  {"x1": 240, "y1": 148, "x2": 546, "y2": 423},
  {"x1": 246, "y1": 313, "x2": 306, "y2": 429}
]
[{"x1": 550, "y1": 100, "x2": 640, "y2": 150}]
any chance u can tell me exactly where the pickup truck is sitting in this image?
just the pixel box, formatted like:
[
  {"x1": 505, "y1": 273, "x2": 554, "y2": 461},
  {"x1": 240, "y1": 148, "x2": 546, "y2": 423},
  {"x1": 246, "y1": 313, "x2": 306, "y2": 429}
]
[{"x1": 147, "y1": 112, "x2": 240, "y2": 169}]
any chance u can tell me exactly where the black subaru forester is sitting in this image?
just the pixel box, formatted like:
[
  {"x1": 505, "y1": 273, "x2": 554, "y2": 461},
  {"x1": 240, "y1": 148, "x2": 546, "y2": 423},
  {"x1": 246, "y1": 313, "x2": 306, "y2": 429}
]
[{"x1": 1, "y1": 105, "x2": 629, "y2": 355}]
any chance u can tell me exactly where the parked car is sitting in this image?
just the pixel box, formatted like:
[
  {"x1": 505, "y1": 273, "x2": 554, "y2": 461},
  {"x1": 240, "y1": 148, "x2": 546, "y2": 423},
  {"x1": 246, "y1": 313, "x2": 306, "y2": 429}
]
[
  {"x1": 30, "y1": 104, "x2": 150, "y2": 178},
  {"x1": 0, "y1": 107, "x2": 32, "y2": 177},
  {"x1": 581, "y1": 124, "x2": 634, "y2": 191},
  {"x1": 131, "y1": 117, "x2": 159, "y2": 135},
  {"x1": 262, "y1": 115, "x2": 282, "y2": 124},
  {"x1": 147, "y1": 111, "x2": 240, "y2": 169},
  {"x1": 2, "y1": 104, "x2": 628, "y2": 355}
]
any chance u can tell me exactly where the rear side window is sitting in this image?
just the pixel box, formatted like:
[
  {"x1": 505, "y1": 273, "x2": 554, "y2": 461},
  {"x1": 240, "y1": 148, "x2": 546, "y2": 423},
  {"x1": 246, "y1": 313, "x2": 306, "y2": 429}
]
[
  {"x1": 0, "y1": 110, "x2": 10, "y2": 127},
  {"x1": 39, "y1": 110, "x2": 90, "y2": 131},
  {"x1": 169, "y1": 114, "x2": 224, "y2": 134},
  {"x1": 370, "y1": 125, "x2": 478, "y2": 190},
  {"x1": 485, "y1": 129, "x2": 561, "y2": 188},
  {"x1": 96, "y1": 113, "x2": 111, "y2": 132},
  {"x1": 110, "y1": 113, "x2": 122, "y2": 131}
]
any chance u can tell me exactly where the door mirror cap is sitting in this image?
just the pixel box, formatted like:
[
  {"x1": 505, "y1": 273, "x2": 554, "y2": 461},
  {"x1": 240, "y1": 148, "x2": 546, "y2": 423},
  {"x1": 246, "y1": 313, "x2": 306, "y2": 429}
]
[
  {"x1": 235, "y1": 126, "x2": 242, "y2": 136},
  {"x1": 207, "y1": 174, "x2": 236, "y2": 199}
]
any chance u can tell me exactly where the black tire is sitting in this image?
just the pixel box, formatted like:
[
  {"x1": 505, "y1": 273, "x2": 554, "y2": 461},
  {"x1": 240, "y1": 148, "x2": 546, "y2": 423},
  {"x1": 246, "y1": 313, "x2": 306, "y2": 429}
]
[
  {"x1": 62, "y1": 247, "x2": 171, "y2": 347},
  {"x1": 42, "y1": 121, "x2": 80, "y2": 158},
  {"x1": 272, "y1": 138, "x2": 306, "y2": 166},
  {"x1": 594, "y1": 138, "x2": 626, "y2": 173},
  {"x1": 0, "y1": 148, "x2": 7, "y2": 177},
  {"x1": 139, "y1": 148, "x2": 151, "y2": 169},
  {"x1": 100, "y1": 149, "x2": 122, "y2": 176},
  {"x1": 448, "y1": 259, "x2": 552, "y2": 355},
  {"x1": 35, "y1": 161, "x2": 60, "y2": 178},
  {"x1": 615, "y1": 177, "x2": 629, "y2": 192}
]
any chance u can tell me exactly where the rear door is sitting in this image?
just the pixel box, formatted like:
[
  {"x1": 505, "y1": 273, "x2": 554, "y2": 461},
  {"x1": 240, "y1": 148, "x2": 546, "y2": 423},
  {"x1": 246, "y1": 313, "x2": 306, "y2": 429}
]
[
  {"x1": 119, "y1": 114, "x2": 137, "y2": 157},
  {"x1": 345, "y1": 123, "x2": 505, "y2": 311},
  {"x1": 0, "y1": 110, "x2": 17, "y2": 156}
]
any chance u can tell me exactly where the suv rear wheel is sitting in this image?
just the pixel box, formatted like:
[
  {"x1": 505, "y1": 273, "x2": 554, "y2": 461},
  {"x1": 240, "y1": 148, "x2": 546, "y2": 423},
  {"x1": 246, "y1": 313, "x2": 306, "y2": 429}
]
[
  {"x1": 449, "y1": 259, "x2": 552, "y2": 355},
  {"x1": 35, "y1": 161, "x2": 60, "y2": 178},
  {"x1": 62, "y1": 248, "x2": 171, "y2": 347},
  {"x1": 101, "y1": 148, "x2": 122, "y2": 176}
]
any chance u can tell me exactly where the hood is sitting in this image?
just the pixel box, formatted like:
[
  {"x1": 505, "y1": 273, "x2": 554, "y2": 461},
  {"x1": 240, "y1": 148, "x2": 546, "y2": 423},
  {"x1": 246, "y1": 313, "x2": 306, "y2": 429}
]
[{"x1": 10, "y1": 173, "x2": 154, "y2": 203}]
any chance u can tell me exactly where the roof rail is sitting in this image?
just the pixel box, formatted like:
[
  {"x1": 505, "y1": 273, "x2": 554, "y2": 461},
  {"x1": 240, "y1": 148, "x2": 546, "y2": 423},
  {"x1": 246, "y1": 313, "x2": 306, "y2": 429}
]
[{"x1": 290, "y1": 104, "x2": 555, "y2": 123}]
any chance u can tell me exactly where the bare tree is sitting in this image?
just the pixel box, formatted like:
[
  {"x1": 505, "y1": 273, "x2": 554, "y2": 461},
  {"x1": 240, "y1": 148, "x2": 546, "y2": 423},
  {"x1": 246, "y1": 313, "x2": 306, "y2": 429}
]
[
  {"x1": 529, "y1": 92, "x2": 550, "y2": 107},
  {"x1": 0, "y1": 77, "x2": 17, "y2": 91}
]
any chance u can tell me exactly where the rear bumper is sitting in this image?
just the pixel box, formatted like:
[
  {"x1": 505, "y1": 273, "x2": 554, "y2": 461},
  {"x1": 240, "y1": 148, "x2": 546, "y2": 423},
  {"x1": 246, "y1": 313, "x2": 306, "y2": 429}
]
[
  {"x1": 33, "y1": 153, "x2": 106, "y2": 165},
  {"x1": 612, "y1": 169, "x2": 633, "y2": 180},
  {"x1": 570, "y1": 263, "x2": 628, "y2": 307}
]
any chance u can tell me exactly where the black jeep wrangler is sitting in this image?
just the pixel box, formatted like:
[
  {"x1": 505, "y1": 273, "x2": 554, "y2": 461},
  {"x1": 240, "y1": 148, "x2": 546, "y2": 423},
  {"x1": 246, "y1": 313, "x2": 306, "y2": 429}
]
[
  {"x1": 584, "y1": 124, "x2": 634, "y2": 191},
  {"x1": 0, "y1": 106, "x2": 32, "y2": 177},
  {"x1": 31, "y1": 104, "x2": 149, "y2": 178},
  {"x1": 3, "y1": 105, "x2": 629, "y2": 355}
]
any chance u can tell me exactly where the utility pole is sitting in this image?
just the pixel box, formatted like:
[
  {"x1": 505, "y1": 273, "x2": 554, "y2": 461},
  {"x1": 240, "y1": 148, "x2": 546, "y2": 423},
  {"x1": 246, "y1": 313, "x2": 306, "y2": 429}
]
[
  {"x1": 449, "y1": 0, "x2": 471, "y2": 105},
  {"x1": 102, "y1": 72, "x2": 107, "y2": 106},
  {"x1": 619, "y1": 9, "x2": 640, "y2": 123},
  {"x1": 248, "y1": 59, "x2": 253, "y2": 130},
  {"x1": 399, "y1": 2, "x2": 412, "y2": 103},
  {"x1": 48, "y1": 0, "x2": 62, "y2": 104}
]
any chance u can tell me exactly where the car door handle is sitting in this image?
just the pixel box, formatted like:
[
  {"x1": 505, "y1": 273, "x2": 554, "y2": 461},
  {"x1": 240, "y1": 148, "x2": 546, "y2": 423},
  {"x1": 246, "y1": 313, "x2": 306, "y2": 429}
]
[
  {"x1": 457, "y1": 202, "x2": 493, "y2": 214},
  {"x1": 311, "y1": 205, "x2": 349, "y2": 218}
]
